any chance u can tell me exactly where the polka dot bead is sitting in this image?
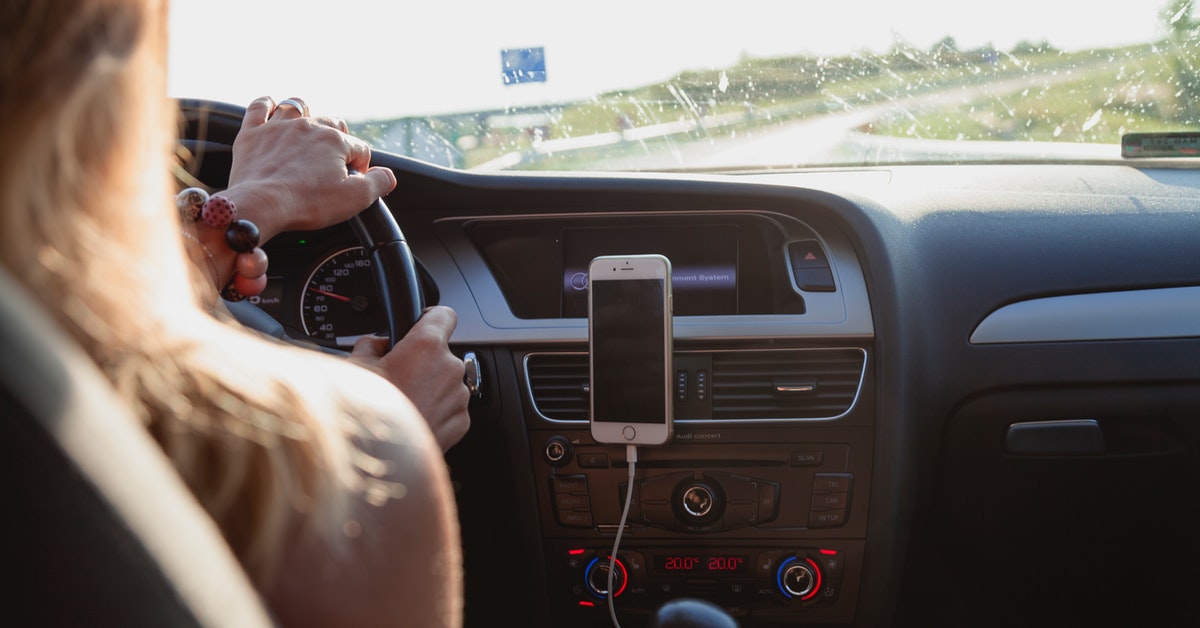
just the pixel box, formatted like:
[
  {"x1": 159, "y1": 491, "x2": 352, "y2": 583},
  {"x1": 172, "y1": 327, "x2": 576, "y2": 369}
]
[
  {"x1": 201, "y1": 194, "x2": 237, "y2": 229},
  {"x1": 175, "y1": 187, "x2": 209, "y2": 222}
]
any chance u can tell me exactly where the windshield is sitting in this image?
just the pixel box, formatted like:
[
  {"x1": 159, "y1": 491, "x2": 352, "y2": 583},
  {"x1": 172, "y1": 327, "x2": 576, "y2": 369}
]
[{"x1": 169, "y1": 0, "x2": 1200, "y2": 172}]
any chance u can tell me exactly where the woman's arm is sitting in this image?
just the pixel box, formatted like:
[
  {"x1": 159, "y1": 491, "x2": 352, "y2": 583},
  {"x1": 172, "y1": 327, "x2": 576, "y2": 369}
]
[{"x1": 183, "y1": 97, "x2": 470, "y2": 451}]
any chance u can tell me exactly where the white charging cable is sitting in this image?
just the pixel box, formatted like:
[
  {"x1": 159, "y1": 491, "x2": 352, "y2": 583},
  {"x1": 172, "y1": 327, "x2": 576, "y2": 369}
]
[{"x1": 607, "y1": 444, "x2": 638, "y2": 628}]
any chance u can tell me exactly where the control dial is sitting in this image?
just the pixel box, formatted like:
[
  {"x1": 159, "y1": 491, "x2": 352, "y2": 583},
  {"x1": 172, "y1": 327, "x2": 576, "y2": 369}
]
[
  {"x1": 584, "y1": 555, "x2": 628, "y2": 599},
  {"x1": 682, "y1": 484, "x2": 714, "y2": 517},
  {"x1": 544, "y1": 435, "x2": 573, "y2": 466},
  {"x1": 777, "y1": 556, "x2": 823, "y2": 601},
  {"x1": 673, "y1": 478, "x2": 725, "y2": 526}
]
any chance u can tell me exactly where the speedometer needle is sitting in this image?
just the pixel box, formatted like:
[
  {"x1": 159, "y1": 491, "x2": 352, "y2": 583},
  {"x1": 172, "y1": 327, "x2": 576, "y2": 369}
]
[{"x1": 308, "y1": 287, "x2": 352, "y2": 303}]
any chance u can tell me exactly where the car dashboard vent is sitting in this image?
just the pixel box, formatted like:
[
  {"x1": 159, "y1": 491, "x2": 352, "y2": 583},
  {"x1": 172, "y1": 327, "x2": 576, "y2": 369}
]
[
  {"x1": 524, "y1": 348, "x2": 866, "y2": 423},
  {"x1": 709, "y1": 348, "x2": 865, "y2": 420},
  {"x1": 525, "y1": 352, "x2": 590, "y2": 422}
]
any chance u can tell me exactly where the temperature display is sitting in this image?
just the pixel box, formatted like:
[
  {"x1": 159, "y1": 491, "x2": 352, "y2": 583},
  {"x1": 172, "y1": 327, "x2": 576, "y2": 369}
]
[{"x1": 654, "y1": 554, "x2": 748, "y2": 574}]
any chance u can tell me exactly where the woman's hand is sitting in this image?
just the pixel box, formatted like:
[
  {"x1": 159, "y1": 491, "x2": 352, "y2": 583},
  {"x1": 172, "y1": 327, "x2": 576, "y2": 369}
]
[
  {"x1": 214, "y1": 96, "x2": 473, "y2": 452},
  {"x1": 222, "y1": 96, "x2": 397, "y2": 242},
  {"x1": 349, "y1": 306, "x2": 471, "y2": 451}
]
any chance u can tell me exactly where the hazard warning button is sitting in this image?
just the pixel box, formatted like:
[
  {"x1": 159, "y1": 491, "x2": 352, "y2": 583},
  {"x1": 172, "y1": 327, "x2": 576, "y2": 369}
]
[
  {"x1": 787, "y1": 240, "x2": 836, "y2": 292},
  {"x1": 788, "y1": 240, "x2": 830, "y2": 269}
]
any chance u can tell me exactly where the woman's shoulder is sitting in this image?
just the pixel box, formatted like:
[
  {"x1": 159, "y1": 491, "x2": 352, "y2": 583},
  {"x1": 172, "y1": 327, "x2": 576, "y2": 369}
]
[{"x1": 199, "y1": 323, "x2": 462, "y2": 626}]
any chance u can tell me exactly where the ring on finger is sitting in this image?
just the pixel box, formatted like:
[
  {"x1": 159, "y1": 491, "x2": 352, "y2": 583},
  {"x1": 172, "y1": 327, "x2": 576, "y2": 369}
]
[{"x1": 274, "y1": 97, "x2": 309, "y2": 118}]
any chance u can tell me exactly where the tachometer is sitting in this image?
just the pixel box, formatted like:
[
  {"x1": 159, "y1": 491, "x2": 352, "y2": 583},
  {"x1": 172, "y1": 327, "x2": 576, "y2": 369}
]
[{"x1": 300, "y1": 246, "x2": 385, "y2": 347}]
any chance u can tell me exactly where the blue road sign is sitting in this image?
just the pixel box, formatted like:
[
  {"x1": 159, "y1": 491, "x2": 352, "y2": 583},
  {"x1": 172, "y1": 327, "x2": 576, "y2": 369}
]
[{"x1": 501, "y1": 47, "x2": 546, "y2": 84}]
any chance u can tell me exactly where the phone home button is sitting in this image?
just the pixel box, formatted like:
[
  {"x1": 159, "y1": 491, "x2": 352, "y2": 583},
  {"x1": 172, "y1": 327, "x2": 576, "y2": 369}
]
[{"x1": 622, "y1": 426, "x2": 637, "y2": 441}]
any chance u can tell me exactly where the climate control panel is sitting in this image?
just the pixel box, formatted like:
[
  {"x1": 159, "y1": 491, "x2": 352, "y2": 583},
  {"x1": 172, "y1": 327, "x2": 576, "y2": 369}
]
[{"x1": 558, "y1": 544, "x2": 855, "y2": 624}]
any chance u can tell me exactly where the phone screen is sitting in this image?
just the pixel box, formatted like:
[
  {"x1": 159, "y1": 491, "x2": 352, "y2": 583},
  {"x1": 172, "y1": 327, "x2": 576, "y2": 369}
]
[{"x1": 590, "y1": 277, "x2": 667, "y2": 424}]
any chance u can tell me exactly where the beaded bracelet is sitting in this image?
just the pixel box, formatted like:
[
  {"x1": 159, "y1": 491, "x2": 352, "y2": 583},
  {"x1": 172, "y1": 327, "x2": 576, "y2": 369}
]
[{"x1": 176, "y1": 187, "x2": 268, "y2": 302}]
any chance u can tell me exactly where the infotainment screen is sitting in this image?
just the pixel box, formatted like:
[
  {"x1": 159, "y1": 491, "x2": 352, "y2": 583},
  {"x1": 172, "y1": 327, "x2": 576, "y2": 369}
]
[{"x1": 562, "y1": 225, "x2": 738, "y2": 317}]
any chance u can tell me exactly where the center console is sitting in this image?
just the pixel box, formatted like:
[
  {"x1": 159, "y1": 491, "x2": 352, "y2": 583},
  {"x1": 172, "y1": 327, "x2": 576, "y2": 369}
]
[
  {"x1": 444, "y1": 209, "x2": 876, "y2": 626},
  {"x1": 522, "y1": 347, "x2": 874, "y2": 626}
]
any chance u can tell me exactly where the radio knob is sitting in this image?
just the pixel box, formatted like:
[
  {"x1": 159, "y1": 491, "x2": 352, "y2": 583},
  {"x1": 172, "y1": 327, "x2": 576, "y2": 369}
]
[
  {"x1": 584, "y1": 556, "x2": 628, "y2": 599},
  {"x1": 682, "y1": 485, "x2": 714, "y2": 517},
  {"x1": 544, "y1": 436, "x2": 572, "y2": 466},
  {"x1": 674, "y1": 479, "x2": 724, "y2": 525}
]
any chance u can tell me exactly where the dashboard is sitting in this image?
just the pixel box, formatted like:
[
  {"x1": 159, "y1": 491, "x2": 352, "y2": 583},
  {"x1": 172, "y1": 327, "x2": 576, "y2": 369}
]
[{"x1": 183, "y1": 104, "x2": 1200, "y2": 627}]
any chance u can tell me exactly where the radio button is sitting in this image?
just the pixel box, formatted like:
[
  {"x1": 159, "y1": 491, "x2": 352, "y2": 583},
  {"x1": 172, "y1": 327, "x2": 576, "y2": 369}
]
[
  {"x1": 551, "y1": 475, "x2": 594, "y2": 528},
  {"x1": 790, "y1": 449, "x2": 824, "y2": 467},
  {"x1": 707, "y1": 471, "x2": 757, "y2": 504},
  {"x1": 641, "y1": 500, "x2": 673, "y2": 526},
  {"x1": 555, "y1": 493, "x2": 589, "y2": 510},
  {"x1": 814, "y1": 492, "x2": 848, "y2": 510},
  {"x1": 558, "y1": 509, "x2": 594, "y2": 527},
  {"x1": 552, "y1": 475, "x2": 589, "y2": 494},
  {"x1": 810, "y1": 474, "x2": 851, "y2": 528},
  {"x1": 578, "y1": 451, "x2": 609, "y2": 468},
  {"x1": 757, "y1": 481, "x2": 780, "y2": 523},
  {"x1": 725, "y1": 502, "x2": 757, "y2": 527},
  {"x1": 808, "y1": 509, "x2": 846, "y2": 528},
  {"x1": 618, "y1": 481, "x2": 642, "y2": 521},
  {"x1": 812, "y1": 473, "x2": 853, "y2": 494}
]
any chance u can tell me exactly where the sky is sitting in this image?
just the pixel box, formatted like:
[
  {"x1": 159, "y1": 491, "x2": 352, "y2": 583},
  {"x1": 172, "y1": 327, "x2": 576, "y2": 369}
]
[{"x1": 168, "y1": 0, "x2": 1173, "y2": 121}]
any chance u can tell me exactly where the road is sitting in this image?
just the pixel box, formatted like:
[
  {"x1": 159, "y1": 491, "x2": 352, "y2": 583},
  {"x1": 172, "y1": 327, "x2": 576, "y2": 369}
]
[{"x1": 481, "y1": 63, "x2": 1120, "y2": 171}]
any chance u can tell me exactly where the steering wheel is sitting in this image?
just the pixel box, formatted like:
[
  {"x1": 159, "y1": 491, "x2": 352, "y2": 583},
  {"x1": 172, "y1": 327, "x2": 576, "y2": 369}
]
[
  {"x1": 347, "y1": 196, "x2": 423, "y2": 347},
  {"x1": 177, "y1": 99, "x2": 423, "y2": 349}
]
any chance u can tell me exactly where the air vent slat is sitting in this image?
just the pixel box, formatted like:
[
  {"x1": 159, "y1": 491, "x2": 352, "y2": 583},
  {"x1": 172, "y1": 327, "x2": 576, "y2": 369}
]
[
  {"x1": 525, "y1": 353, "x2": 591, "y2": 421},
  {"x1": 710, "y1": 348, "x2": 865, "y2": 420},
  {"x1": 526, "y1": 348, "x2": 865, "y2": 422}
]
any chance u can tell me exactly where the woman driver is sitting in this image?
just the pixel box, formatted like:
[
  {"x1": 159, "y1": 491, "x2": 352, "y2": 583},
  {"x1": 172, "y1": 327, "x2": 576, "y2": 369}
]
[{"x1": 0, "y1": 0, "x2": 467, "y2": 625}]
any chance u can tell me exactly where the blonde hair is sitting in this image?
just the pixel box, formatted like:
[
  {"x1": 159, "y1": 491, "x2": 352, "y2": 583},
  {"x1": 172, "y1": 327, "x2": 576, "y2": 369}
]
[{"x1": 0, "y1": 0, "x2": 369, "y2": 587}]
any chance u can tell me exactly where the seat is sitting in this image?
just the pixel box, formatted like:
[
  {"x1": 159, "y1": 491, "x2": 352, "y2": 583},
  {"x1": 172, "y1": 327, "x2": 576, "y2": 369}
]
[{"x1": 0, "y1": 267, "x2": 272, "y2": 627}]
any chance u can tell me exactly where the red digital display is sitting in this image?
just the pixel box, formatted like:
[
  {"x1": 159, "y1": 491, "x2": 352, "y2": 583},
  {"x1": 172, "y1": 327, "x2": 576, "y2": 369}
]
[{"x1": 654, "y1": 554, "x2": 748, "y2": 574}]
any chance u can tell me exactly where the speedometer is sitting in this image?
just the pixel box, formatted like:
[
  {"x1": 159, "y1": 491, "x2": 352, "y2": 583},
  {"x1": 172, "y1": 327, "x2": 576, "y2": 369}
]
[{"x1": 300, "y1": 246, "x2": 385, "y2": 347}]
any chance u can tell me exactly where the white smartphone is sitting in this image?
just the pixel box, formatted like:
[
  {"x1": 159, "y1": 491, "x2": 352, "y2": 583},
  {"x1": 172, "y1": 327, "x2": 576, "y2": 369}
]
[{"x1": 588, "y1": 254, "x2": 674, "y2": 445}]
